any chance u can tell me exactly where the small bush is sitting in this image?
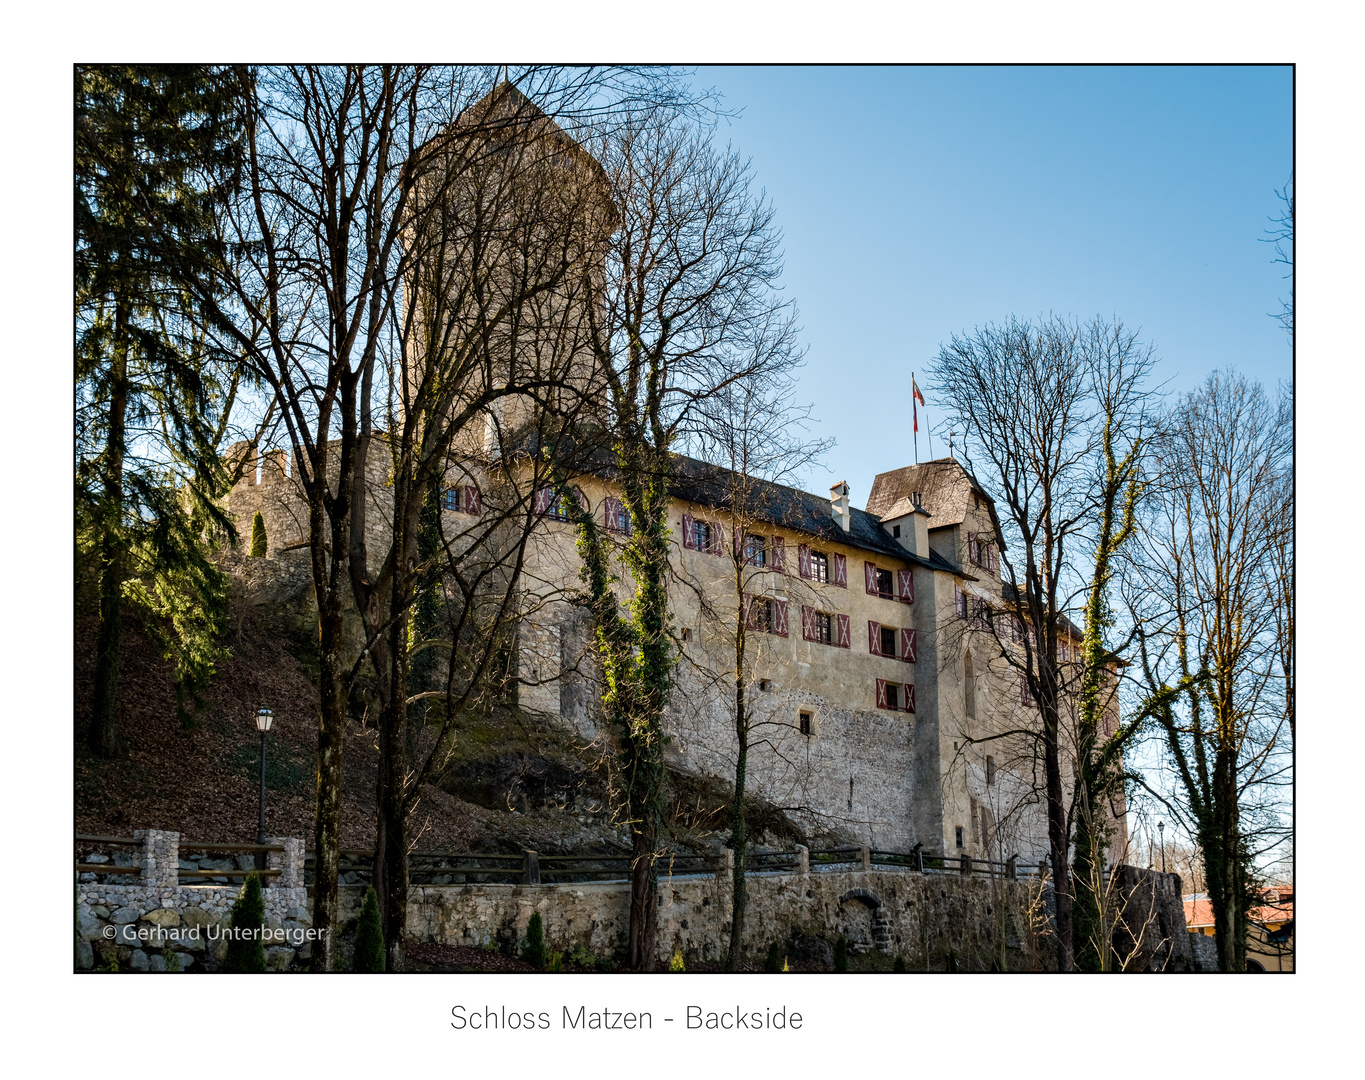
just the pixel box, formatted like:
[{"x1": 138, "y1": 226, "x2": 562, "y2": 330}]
[
  {"x1": 669, "y1": 946, "x2": 686, "y2": 972},
  {"x1": 250, "y1": 511, "x2": 267, "y2": 557},
  {"x1": 568, "y1": 943, "x2": 597, "y2": 969},
  {"x1": 833, "y1": 935, "x2": 848, "y2": 973},
  {"x1": 522, "y1": 911, "x2": 547, "y2": 970},
  {"x1": 547, "y1": 949, "x2": 564, "y2": 973},
  {"x1": 99, "y1": 952, "x2": 118, "y2": 973},
  {"x1": 893, "y1": 954, "x2": 906, "y2": 973},
  {"x1": 222, "y1": 872, "x2": 267, "y2": 973},
  {"x1": 352, "y1": 886, "x2": 385, "y2": 972},
  {"x1": 164, "y1": 950, "x2": 182, "y2": 973},
  {"x1": 764, "y1": 941, "x2": 783, "y2": 973}
]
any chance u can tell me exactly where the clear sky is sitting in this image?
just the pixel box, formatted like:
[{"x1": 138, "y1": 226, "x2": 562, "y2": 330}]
[{"x1": 690, "y1": 65, "x2": 1294, "y2": 502}]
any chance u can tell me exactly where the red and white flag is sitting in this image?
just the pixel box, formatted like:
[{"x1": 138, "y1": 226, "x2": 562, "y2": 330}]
[
  {"x1": 913, "y1": 379, "x2": 926, "y2": 407},
  {"x1": 913, "y1": 378, "x2": 925, "y2": 432}
]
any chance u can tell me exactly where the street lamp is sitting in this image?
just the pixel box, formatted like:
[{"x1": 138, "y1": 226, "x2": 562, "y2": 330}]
[
  {"x1": 1157, "y1": 820, "x2": 1166, "y2": 875},
  {"x1": 255, "y1": 707, "x2": 273, "y2": 869}
]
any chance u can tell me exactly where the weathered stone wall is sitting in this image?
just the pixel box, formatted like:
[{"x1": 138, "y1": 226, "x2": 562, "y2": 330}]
[
  {"x1": 331, "y1": 857, "x2": 1051, "y2": 972},
  {"x1": 75, "y1": 832, "x2": 310, "y2": 972}
]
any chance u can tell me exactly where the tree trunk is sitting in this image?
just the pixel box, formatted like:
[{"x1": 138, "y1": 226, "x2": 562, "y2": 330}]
[
  {"x1": 88, "y1": 285, "x2": 131, "y2": 759},
  {"x1": 1043, "y1": 704, "x2": 1074, "y2": 972},
  {"x1": 727, "y1": 611, "x2": 749, "y2": 972},
  {"x1": 308, "y1": 486, "x2": 350, "y2": 972},
  {"x1": 627, "y1": 816, "x2": 658, "y2": 971}
]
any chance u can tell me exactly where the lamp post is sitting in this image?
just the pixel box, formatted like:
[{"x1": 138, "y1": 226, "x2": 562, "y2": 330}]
[
  {"x1": 1157, "y1": 820, "x2": 1166, "y2": 875},
  {"x1": 255, "y1": 707, "x2": 273, "y2": 869}
]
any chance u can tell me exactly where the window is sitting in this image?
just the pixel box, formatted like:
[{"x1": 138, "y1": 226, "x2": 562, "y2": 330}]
[
  {"x1": 892, "y1": 524, "x2": 901, "y2": 538},
  {"x1": 875, "y1": 677, "x2": 915, "y2": 712},
  {"x1": 955, "y1": 588, "x2": 969, "y2": 620},
  {"x1": 986, "y1": 755, "x2": 996, "y2": 786},
  {"x1": 745, "y1": 534, "x2": 767, "y2": 567},
  {"x1": 538, "y1": 486, "x2": 584, "y2": 523},
  {"x1": 802, "y1": 606, "x2": 847, "y2": 647},
  {"x1": 604, "y1": 496, "x2": 631, "y2": 534},
  {"x1": 876, "y1": 567, "x2": 894, "y2": 598},
  {"x1": 681, "y1": 628, "x2": 692, "y2": 643},
  {"x1": 811, "y1": 551, "x2": 829, "y2": 583},
  {"x1": 441, "y1": 487, "x2": 461, "y2": 512},
  {"x1": 758, "y1": 679, "x2": 773, "y2": 692},
  {"x1": 880, "y1": 626, "x2": 896, "y2": 656},
  {"x1": 693, "y1": 520, "x2": 712, "y2": 550},
  {"x1": 1021, "y1": 674, "x2": 1035, "y2": 708},
  {"x1": 956, "y1": 826, "x2": 965, "y2": 850},
  {"x1": 442, "y1": 485, "x2": 480, "y2": 514},
  {"x1": 744, "y1": 594, "x2": 788, "y2": 637},
  {"x1": 964, "y1": 654, "x2": 976, "y2": 719},
  {"x1": 799, "y1": 710, "x2": 813, "y2": 737},
  {"x1": 814, "y1": 611, "x2": 832, "y2": 644}
]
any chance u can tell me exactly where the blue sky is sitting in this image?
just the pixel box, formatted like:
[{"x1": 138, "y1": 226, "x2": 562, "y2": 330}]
[{"x1": 690, "y1": 65, "x2": 1293, "y2": 501}]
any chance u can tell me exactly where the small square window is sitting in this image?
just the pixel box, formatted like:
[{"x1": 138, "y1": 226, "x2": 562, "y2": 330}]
[
  {"x1": 799, "y1": 710, "x2": 813, "y2": 737},
  {"x1": 759, "y1": 679, "x2": 773, "y2": 692},
  {"x1": 811, "y1": 551, "x2": 830, "y2": 583},
  {"x1": 892, "y1": 524, "x2": 901, "y2": 538}
]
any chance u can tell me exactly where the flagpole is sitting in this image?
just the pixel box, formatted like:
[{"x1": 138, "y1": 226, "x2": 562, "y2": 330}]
[{"x1": 913, "y1": 371, "x2": 919, "y2": 464}]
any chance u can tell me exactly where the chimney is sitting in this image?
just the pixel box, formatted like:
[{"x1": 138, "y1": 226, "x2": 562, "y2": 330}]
[{"x1": 830, "y1": 481, "x2": 852, "y2": 532}]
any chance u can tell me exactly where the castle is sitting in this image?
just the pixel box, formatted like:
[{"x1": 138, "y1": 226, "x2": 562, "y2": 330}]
[{"x1": 224, "y1": 83, "x2": 1122, "y2": 867}]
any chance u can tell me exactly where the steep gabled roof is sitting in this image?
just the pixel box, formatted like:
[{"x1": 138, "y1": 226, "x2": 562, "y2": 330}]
[{"x1": 866, "y1": 458, "x2": 1003, "y2": 542}]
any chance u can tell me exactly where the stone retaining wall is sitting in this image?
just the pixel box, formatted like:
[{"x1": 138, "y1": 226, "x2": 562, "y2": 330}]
[
  {"x1": 75, "y1": 831, "x2": 309, "y2": 972},
  {"x1": 333, "y1": 850, "x2": 1052, "y2": 971}
]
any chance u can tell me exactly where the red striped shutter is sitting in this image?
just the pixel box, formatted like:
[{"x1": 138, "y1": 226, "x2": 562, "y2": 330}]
[
  {"x1": 771, "y1": 536, "x2": 785, "y2": 573},
  {"x1": 734, "y1": 528, "x2": 745, "y2": 559},
  {"x1": 875, "y1": 678, "x2": 888, "y2": 709},
  {"x1": 712, "y1": 523, "x2": 725, "y2": 557},
  {"x1": 604, "y1": 496, "x2": 618, "y2": 531},
  {"x1": 835, "y1": 613, "x2": 851, "y2": 648},
  {"x1": 682, "y1": 514, "x2": 695, "y2": 549},
  {"x1": 904, "y1": 683, "x2": 916, "y2": 714},
  {"x1": 798, "y1": 544, "x2": 811, "y2": 579},
  {"x1": 534, "y1": 486, "x2": 552, "y2": 514},
  {"x1": 833, "y1": 553, "x2": 847, "y2": 588},
  {"x1": 868, "y1": 620, "x2": 881, "y2": 655},
  {"x1": 900, "y1": 628, "x2": 917, "y2": 663},
  {"x1": 742, "y1": 593, "x2": 754, "y2": 629},
  {"x1": 773, "y1": 600, "x2": 789, "y2": 637},
  {"x1": 801, "y1": 605, "x2": 816, "y2": 641},
  {"x1": 897, "y1": 569, "x2": 913, "y2": 604},
  {"x1": 1021, "y1": 675, "x2": 1033, "y2": 707},
  {"x1": 464, "y1": 485, "x2": 481, "y2": 515},
  {"x1": 955, "y1": 588, "x2": 967, "y2": 619},
  {"x1": 865, "y1": 561, "x2": 878, "y2": 595}
]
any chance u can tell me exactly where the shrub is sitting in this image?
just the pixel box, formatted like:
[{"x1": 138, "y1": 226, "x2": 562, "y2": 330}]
[
  {"x1": 222, "y1": 872, "x2": 267, "y2": 973},
  {"x1": 165, "y1": 950, "x2": 182, "y2": 973},
  {"x1": 764, "y1": 941, "x2": 783, "y2": 973},
  {"x1": 352, "y1": 886, "x2": 385, "y2": 972},
  {"x1": 833, "y1": 935, "x2": 848, "y2": 973},
  {"x1": 250, "y1": 511, "x2": 267, "y2": 557},
  {"x1": 522, "y1": 911, "x2": 547, "y2": 970},
  {"x1": 547, "y1": 949, "x2": 564, "y2": 973},
  {"x1": 893, "y1": 954, "x2": 906, "y2": 973},
  {"x1": 669, "y1": 946, "x2": 685, "y2": 972}
]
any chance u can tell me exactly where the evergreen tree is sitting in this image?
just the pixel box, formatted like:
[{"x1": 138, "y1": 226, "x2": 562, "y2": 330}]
[
  {"x1": 76, "y1": 64, "x2": 246, "y2": 753},
  {"x1": 833, "y1": 935, "x2": 848, "y2": 973},
  {"x1": 222, "y1": 872, "x2": 266, "y2": 973},
  {"x1": 249, "y1": 510, "x2": 267, "y2": 557},
  {"x1": 522, "y1": 912, "x2": 547, "y2": 970},
  {"x1": 352, "y1": 886, "x2": 386, "y2": 972},
  {"x1": 763, "y1": 941, "x2": 783, "y2": 973}
]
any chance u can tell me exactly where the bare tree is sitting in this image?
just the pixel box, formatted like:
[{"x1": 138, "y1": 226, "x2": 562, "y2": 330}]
[
  {"x1": 564, "y1": 117, "x2": 796, "y2": 970},
  {"x1": 685, "y1": 367, "x2": 829, "y2": 971},
  {"x1": 1263, "y1": 176, "x2": 1294, "y2": 342},
  {"x1": 929, "y1": 314, "x2": 1155, "y2": 971},
  {"x1": 1127, "y1": 369, "x2": 1292, "y2": 972},
  {"x1": 195, "y1": 65, "x2": 693, "y2": 969}
]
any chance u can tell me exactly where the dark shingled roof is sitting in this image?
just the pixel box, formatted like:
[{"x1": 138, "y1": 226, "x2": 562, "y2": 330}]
[{"x1": 668, "y1": 456, "x2": 918, "y2": 563}]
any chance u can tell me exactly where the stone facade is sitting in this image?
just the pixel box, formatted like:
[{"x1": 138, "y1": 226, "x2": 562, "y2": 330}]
[{"x1": 75, "y1": 832, "x2": 311, "y2": 972}]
